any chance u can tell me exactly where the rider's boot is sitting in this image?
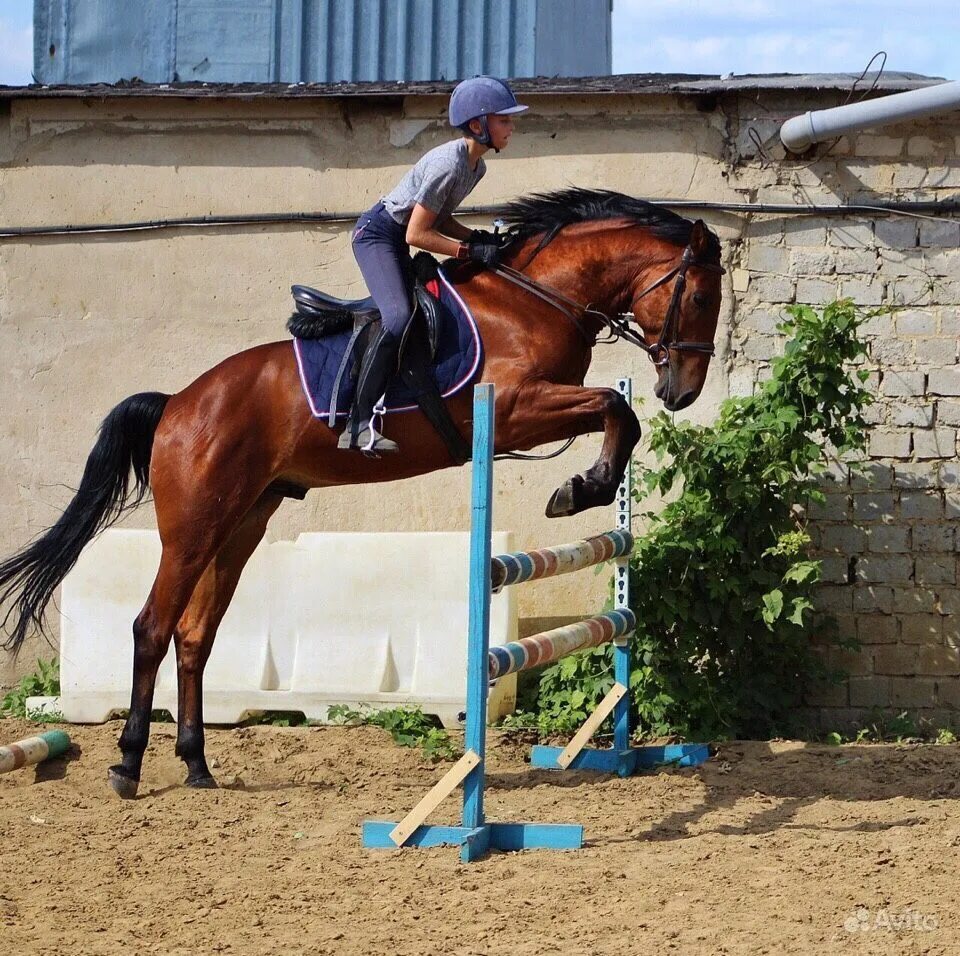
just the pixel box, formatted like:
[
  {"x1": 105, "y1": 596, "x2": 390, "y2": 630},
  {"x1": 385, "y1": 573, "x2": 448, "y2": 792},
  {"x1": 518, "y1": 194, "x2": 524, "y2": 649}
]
[{"x1": 338, "y1": 326, "x2": 401, "y2": 454}]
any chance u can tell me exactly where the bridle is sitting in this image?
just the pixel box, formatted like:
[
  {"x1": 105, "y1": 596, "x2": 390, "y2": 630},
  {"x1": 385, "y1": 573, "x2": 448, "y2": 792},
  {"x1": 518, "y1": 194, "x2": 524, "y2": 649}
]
[{"x1": 492, "y1": 243, "x2": 725, "y2": 367}]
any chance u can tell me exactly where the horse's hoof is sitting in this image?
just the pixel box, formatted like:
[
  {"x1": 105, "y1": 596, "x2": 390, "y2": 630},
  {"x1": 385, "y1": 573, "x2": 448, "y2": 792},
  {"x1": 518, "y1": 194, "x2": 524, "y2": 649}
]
[
  {"x1": 107, "y1": 766, "x2": 140, "y2": 800},
  {"x1": 545, "y1": 478, "x2": 578, "y2": 518},
  {"x1": 185, "y1": 774, "x2": 218, "y2": 790}
]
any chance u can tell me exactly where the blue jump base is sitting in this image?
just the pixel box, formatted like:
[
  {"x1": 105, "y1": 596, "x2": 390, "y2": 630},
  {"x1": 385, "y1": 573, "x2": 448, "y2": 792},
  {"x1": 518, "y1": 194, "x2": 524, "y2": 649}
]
[
  {"x1": 530, "y1": 742, "x2": 710, "y2": 776},
  {"x1": 362, "y1": 821, "x2": 584, "y2": 861}
]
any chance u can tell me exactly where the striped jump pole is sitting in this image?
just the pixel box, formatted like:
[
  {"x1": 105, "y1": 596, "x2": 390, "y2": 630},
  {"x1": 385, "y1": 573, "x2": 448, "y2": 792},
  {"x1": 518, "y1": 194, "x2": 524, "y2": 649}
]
[
  {"x1": 0, "y1": 730, "x2": 71, "y2": 774},
  {"x1": 491, "y1": 531, "x2": 634, "y2": 591},
  {"x1": 488, "y1": 610, "x2": 637, "y2": 679}
]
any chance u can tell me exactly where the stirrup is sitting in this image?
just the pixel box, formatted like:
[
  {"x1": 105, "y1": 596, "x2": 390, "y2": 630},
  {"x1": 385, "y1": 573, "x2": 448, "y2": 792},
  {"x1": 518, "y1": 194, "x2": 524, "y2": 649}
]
[
  {"x1": 338, "y1": 423, "x2": 399, "y2": 454},
  {"x1": 338, "y1": 393, "x2": 399, "y2": 454},
  {"x1": 361, "y1": 426, "x2": 400, "y2": 456}
]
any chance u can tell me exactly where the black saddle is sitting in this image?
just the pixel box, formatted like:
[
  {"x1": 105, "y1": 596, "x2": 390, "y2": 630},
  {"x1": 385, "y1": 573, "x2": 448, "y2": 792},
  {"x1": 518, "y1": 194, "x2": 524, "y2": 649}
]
[
  {"x1": 286, "y1": 252, "x2": 470, "y2": 465},
  {"x1": 290, "y1": 286, "x2": 379, "y2": 331},
  {"x1": 290, "y1": 285, "x2": 380, "y2": 324},
  {"x1": 288, "y1": 251, "x2": 442, "y2": 351}
]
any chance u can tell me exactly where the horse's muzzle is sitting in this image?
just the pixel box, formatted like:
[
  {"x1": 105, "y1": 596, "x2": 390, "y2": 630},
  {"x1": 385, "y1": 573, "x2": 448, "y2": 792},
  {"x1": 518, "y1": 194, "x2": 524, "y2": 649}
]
[
  {"x1": 655, "y1": 373, "x2": 698, "y2": 412},
  {"x1": 663, "y1": 389, "x2": 698, "y2": 412}
]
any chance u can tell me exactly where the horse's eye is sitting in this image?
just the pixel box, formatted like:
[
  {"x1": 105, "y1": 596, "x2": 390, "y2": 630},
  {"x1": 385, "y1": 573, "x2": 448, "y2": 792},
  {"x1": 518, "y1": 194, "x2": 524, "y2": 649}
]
[{"x1": 692, "y1": 291, "x2": 708, "y2": 308}]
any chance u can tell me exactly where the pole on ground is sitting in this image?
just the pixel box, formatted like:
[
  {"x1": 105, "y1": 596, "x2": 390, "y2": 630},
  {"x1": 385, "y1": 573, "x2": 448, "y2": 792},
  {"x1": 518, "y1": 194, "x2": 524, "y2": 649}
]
[{"x1": 0, "y1": 730, "x2": 71, "y2": 774}]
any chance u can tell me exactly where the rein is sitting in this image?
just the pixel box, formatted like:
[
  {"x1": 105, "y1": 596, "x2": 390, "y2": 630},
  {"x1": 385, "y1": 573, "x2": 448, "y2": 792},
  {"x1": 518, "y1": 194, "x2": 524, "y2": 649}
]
[{"x1": 492, "y1": 245, "x2": 725, "y2": 366}]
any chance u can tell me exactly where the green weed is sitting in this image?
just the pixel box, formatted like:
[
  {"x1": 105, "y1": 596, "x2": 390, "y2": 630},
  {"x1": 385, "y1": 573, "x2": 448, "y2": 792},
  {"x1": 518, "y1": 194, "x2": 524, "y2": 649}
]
[
  {"x1": 328, "y1": 705, "x2": 459, "y2": 762},
  {"x1": 820, "y1": 710, "x2": 957, "y2": 744},
  {"x1": 1, "y1": 658, "x2": 60, "y2": 719}
]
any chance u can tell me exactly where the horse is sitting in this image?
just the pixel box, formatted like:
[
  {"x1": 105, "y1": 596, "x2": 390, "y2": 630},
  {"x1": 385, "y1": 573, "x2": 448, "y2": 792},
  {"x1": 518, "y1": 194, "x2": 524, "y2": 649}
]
[{"x1": 0, "y1": 188, "x2": 724, "y2": 798}]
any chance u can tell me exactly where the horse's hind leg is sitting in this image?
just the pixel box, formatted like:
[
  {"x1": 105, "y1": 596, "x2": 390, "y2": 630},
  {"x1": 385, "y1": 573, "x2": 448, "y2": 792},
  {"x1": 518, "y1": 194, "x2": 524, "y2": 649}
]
[
  {"x1": 108, "y1": 479, "x2": 275, "y2": 798},
  {"x1": 172, "y1": 492, "x2": 283, "y2": 788},
  {"x1": 108, "y1": 541, "x2": 220, "y2": 799}
]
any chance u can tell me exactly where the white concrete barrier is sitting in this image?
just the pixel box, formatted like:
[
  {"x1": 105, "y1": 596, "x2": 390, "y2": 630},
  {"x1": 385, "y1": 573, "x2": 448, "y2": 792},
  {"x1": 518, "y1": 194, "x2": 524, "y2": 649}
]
[{"x1": 60, "y1": 530, "x2": 517, "y2": 727}]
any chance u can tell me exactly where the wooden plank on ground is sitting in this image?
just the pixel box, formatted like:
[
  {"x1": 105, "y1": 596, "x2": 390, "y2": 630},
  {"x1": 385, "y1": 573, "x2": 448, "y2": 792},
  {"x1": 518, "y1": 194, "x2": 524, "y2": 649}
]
[
  {"x1": 556, "y1": 683, "x2": 628, "y2": 769},
  {"x1": 389, "y1": 749, "x2": 481, "y2": 847}
]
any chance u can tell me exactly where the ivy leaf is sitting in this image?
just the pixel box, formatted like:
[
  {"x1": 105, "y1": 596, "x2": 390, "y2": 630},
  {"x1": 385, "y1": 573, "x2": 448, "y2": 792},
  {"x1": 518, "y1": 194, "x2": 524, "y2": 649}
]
[
  {"x1": 761, "y1": 589, "x2": 784, "y2": 626},
  {"x1": 783, "y1": 561, "x2": 820, "y2": 585},
  {"x1": 788, "y1": 598, "x2": 814, "y2": 625}
]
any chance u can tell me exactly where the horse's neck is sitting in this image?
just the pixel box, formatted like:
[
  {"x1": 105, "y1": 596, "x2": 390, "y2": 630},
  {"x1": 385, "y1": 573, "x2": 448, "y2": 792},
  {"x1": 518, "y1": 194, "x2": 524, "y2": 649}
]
[{"x1": 518, "y1": 236, "x2": 637, "y2": 320}]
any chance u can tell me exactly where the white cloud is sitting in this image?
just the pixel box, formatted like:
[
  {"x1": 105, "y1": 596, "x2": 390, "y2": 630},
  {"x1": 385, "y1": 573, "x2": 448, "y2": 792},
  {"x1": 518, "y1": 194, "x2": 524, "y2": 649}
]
[
  {"x1": 0, "y1": 18, "x2": 33, "y2": 86},
  {"x1": 612, "y1": 0, "x2": 958, "y2": 79}
]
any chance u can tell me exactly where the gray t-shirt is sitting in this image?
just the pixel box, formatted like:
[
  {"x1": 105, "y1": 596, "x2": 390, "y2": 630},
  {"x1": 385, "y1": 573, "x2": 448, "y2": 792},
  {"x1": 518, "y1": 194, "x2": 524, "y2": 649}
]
[{"x1": 382, "y1": 139, "x2": 485, "y2": 225}]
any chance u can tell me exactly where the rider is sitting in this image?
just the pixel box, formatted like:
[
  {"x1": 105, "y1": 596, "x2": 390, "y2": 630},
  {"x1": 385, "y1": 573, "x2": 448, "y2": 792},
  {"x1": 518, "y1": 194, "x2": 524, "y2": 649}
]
[{"x1": 340, "y1": 75, "x2": 528, "y2": 454}]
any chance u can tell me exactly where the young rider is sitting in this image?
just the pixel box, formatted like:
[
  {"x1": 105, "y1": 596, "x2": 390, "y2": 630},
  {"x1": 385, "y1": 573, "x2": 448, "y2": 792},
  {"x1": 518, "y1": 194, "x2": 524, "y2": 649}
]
[{"x1": 341, "y1": 75, "x2": 528, "y2": 454}]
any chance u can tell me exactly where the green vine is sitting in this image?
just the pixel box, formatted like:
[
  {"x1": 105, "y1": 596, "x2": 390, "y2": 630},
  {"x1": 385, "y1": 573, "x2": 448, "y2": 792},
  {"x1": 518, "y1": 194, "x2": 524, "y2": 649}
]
[{"x1": 532, "y1": 300, "x2": 873, "y2": 740}]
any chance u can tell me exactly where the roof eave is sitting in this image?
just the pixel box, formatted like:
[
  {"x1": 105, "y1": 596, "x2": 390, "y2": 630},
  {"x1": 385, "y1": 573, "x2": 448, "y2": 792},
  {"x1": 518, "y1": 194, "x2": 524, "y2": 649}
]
[{"x1": 0, "y1": 71, "x2": 947, "y2": 101}]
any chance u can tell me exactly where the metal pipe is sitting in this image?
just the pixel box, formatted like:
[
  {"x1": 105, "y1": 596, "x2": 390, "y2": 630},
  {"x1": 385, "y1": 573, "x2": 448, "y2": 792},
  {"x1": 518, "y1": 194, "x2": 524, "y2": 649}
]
[{"x1": 781, "y1": 80, "x2": 960, "y2": 151}]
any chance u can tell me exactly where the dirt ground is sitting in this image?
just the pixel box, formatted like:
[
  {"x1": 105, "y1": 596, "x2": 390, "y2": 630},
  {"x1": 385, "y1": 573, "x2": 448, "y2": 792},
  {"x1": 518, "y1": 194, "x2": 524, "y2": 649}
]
[{"x1": 1, "y1": 719, "x2": 959, "y2": 956}]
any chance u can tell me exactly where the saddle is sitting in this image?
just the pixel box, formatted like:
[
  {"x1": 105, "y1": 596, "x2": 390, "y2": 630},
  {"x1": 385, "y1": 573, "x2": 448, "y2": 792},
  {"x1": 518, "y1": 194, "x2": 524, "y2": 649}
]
[{"x1": 287, "y1": 253, "x2": 471, "y2": 465}]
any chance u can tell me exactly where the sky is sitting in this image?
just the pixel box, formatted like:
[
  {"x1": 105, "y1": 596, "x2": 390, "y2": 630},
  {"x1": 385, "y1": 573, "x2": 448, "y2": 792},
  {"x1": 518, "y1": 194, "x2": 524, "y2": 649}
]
[{"x1": 0, "y1": 0, "x2": 956, "y2": 85}]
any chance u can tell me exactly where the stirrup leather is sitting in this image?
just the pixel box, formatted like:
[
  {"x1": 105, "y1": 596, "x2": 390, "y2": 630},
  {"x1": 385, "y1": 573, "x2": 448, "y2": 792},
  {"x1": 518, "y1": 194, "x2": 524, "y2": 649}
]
[{"x1": 338, "y1": 326, "x2": 401, "y2": 453}]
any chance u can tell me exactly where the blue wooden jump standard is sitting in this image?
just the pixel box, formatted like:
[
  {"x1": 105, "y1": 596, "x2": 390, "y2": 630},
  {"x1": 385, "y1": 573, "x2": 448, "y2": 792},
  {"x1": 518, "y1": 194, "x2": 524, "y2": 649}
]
[
  {"x1": 362, "y1": 381, "x2": 708, "y2": 861},
  {"x1": 530, "y1": 381, "x2": 708, "y2": 778}
]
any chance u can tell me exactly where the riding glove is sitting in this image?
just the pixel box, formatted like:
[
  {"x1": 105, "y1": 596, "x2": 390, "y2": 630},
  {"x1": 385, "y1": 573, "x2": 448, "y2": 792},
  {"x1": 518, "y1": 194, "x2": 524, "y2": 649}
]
[
  {"x1": 468, "y1": 229, "x2": 511, "y2": 248},
  {"x1": 467, "y1": 240, "x2": 503, "y2": 269}
]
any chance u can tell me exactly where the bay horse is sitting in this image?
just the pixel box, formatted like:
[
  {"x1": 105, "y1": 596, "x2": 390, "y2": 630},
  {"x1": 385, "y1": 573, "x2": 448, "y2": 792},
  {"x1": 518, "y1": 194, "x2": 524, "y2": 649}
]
[{"x1": 0, "y1": 188, "x2": 724, "y2": 798}]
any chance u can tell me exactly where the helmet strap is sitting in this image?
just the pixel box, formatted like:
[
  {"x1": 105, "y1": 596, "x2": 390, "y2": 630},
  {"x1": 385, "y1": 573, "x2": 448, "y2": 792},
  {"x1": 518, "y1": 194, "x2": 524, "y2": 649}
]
[
  {"x1": 463, "y1": 116, "x2": 493, "y2": 148},
  {"x1": 479, "y1": 115, "x2": 495, "y2": 150}
]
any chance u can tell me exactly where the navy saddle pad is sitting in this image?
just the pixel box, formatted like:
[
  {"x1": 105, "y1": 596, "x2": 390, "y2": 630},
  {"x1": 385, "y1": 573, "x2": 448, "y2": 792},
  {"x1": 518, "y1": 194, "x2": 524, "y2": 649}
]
[{"x1": 292, "y1": 270, "x2": 482, "y2": 421}]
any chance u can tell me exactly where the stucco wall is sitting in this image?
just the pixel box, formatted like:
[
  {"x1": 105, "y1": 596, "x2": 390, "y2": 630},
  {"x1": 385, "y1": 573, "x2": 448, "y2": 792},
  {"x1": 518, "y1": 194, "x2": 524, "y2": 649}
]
[
  {"x1": 1, "y1": 87, "x2": 958, "y2": 727},
  {"x1": 0, "y1": 90, "x2": 736, "y2": 687}
]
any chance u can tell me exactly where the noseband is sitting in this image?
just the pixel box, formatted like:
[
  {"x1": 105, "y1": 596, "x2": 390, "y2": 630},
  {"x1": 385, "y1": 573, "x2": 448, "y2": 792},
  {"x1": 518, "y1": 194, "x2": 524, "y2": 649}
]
[
  {"x1": 492, "y1": 244, "x2": 725, "y2": 364},
  {"x1": 616, "y1": 245, "x2": 725, "y2": 366}
]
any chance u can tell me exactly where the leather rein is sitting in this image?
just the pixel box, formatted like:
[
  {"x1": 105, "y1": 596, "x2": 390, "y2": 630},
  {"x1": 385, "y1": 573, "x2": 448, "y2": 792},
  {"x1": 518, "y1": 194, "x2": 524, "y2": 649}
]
[{"x1": 492, "y1": 244, "x2": 725, "y2": 366}]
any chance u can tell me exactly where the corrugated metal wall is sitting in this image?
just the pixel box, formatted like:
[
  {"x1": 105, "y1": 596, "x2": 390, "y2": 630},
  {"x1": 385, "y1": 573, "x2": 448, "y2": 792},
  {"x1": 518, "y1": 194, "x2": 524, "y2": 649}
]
[
  {"x1": 33, "y1": 0, "x2": 611, "y2": 85},
  {"x1": 35, "y1": 0, "x2": 177, "y2": 86}
]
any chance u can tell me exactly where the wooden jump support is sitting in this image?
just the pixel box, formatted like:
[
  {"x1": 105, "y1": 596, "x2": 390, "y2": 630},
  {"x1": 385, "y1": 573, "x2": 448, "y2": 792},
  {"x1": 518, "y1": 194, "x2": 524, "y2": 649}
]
[{"x1": 363, "y1": 381, "x2": 708, "y2": 861}]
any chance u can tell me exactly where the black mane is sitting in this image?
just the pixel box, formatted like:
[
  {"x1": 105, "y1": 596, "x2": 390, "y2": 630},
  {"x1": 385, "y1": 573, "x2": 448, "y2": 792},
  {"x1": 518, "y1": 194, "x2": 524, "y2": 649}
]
[{"x1": 499, "y1": 187, "x2": 720, "y2": 259}]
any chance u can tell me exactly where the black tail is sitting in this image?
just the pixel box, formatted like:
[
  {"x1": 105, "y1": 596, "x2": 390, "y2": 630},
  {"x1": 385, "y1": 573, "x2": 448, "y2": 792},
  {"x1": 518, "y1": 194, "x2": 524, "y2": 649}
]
[{"x1": 0, "y1": 391, "x2": 170, "y2": 653}]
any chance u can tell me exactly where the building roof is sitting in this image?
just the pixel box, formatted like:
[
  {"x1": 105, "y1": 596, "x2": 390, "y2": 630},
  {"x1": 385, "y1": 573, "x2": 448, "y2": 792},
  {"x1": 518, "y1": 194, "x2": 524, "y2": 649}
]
[{"x1": 0, "y1": 71, "x2": 946, "y2": 101}]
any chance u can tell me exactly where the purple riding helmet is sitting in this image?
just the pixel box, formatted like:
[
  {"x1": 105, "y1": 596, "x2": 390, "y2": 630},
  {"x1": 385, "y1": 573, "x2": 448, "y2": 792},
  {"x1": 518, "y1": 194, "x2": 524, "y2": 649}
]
[{"x1": 449, "y1": 76, "x2": 528, "y2": 148}]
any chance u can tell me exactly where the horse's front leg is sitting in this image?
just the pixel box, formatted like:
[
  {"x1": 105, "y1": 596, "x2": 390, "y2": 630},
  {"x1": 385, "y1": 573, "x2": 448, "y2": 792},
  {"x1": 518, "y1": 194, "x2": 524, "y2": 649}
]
[{"x1": 499, "y1": 382, "x2": 641, "y2": 518}]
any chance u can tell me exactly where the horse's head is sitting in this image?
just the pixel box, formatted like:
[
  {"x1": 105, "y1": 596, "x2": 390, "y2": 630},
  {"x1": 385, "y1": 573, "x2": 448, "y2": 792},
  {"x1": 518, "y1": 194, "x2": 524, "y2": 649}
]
[
  {"x1": 496, "y1": 190, "x2": 724, "y2": 411},
  {"x1": 630, "y1": 219, "x2": 724, "y2": 412}
]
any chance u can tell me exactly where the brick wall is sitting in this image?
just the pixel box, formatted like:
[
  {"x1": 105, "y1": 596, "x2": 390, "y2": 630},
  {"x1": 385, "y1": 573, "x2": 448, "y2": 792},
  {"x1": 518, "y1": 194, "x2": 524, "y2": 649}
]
[{"x1": 728, "y1": 123, "x2": 960, "y2": 729}]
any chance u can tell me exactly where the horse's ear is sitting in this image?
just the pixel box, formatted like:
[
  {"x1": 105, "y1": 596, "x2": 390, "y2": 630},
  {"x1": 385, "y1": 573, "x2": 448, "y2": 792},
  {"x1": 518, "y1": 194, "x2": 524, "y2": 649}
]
[{"x1": 690, "y1": 219, "x2": 708, "y2": 256}]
